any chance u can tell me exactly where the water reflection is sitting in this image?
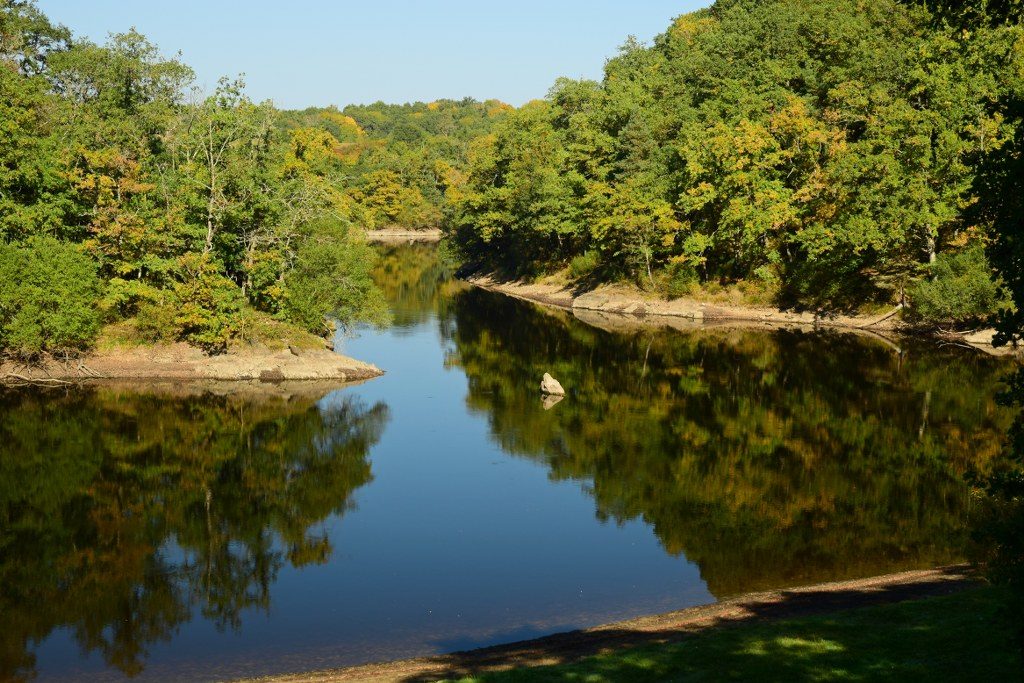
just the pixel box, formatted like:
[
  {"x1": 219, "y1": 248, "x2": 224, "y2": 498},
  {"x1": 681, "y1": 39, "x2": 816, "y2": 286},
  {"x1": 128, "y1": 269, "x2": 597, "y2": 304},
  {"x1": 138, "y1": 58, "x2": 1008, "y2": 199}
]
[
  {"x1": 441, "y1": 286, "x2": 1014, "y2": 595},
  {"x1": 0, "y1": 243, "x2": 1015, "y2": 681},
  {"x1": 0, "y1": 386, "x2": 388, "y2": 681},
  {"x1": 370, "y1": 242, "x2": 461, "y2": 330}
]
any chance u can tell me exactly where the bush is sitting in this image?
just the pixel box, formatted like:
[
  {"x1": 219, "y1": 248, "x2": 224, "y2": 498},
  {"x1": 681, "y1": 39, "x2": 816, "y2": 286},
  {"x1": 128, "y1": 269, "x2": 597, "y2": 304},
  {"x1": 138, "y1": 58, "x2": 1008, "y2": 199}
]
[
  {"x1": 910, "y1": 244, "x2": 1004, "y2": 324},
  {"x1": 0, "y1": 237, "x2": 103, "y2": 358},
  {"x1": 568, "y1": 250, "x2": 601, "y2": 280},
  {"x1": 660, "y1": 261, "x2": 699, "y2": 299},
  {"x1": 135, "y1": 254, "x2": 245, "y2": 352}
]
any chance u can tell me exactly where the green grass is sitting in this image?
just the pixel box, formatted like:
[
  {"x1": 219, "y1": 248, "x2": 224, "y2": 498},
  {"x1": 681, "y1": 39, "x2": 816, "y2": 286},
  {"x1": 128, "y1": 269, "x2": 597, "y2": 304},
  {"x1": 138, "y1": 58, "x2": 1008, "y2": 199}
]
[{"x1": 451, "y1": 587, "x2": 1022, "y2": 682}]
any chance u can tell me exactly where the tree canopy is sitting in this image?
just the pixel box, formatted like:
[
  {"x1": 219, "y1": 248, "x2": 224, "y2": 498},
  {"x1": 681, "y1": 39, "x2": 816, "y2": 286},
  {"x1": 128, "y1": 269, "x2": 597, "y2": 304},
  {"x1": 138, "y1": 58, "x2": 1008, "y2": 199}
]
[
  {"x1": 448, "y1": 0, "x2": 1023, "y2": 323},
  {"x1": 278, "y1": 98, "x2": 510, "y2": 230},
  {"x1": 0, "y1": 3, "x2": 398, "y2": 356}
]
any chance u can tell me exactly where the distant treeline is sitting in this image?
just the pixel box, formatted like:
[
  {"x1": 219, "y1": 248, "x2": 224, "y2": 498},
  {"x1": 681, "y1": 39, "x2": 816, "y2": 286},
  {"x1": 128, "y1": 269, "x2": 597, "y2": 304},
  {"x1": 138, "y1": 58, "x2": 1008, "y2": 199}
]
[
  {"x1": 279, "y1": 99, "x2": 510, "y2": 230},
  {"x1": 447, "y1": 0, "x2": 1024, "y2": 323}
]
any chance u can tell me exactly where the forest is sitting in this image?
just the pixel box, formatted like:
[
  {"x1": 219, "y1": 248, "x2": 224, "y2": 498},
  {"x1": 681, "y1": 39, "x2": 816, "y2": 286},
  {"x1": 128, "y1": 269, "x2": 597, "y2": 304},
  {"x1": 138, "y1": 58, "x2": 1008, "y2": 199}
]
[
  {"x1": 280, "y1": 99, "x2": 509, "y2": 230},
  {"x1": 448, "y1": 0, "x2": 1024, "y2": 324},
  {"x1": 3, "y1": 0, "x2": 1023, "y2": 360},
  {"x1": 0, "y1": 1, "x2": 505, "y2": 358}
]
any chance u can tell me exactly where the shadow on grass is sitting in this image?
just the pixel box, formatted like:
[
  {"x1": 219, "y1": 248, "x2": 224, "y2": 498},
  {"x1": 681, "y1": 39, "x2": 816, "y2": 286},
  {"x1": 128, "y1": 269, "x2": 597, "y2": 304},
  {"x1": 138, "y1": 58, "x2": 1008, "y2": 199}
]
[{"x1": 393, "y1": 568, "x2": 1021, "y2": 682}]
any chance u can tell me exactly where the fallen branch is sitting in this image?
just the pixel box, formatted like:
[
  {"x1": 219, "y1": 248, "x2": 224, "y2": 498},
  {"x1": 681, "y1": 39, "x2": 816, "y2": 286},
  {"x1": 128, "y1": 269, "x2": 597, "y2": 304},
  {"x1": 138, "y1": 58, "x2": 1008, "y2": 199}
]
[
  {"x1": 1, "y1": 373, "x2": 75, "y2": 385},
  {"x1": 858, "y1": 304, "x2": 904, "y2": 328},
  {"x1": 76, "y1": 362, "x2": 108, "y2": 378},
  {"x1": 937, "y1": 340, "x2": 977, "y2": 352}
]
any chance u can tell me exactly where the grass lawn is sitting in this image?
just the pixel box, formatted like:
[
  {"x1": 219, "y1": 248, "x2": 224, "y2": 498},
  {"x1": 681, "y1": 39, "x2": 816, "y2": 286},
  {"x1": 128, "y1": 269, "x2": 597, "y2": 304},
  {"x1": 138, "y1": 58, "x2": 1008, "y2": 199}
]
[{"x1": 451, "y1": 586, "x2": 1022, "y2": 682}]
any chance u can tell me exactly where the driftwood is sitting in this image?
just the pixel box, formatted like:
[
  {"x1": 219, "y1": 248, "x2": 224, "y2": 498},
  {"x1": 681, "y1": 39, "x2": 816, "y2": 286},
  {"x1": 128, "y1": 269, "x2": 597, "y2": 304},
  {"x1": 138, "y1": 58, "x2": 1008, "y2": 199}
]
[
  {"x1": 0, "y1": 355, "x2": 109, "y2": 385},
  {"x1": 0, "y1": 373, "x2": 75, "y2": 385},
  {"x1": 857, "y1": 304, "x2": 904, "y2": 328}
]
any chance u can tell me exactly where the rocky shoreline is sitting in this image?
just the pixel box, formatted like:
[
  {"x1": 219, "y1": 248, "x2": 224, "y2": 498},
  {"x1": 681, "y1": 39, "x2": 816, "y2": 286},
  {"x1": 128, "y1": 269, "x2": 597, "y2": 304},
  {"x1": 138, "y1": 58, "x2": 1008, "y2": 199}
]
[
  {"x1": 0, "y1": 342, "x2": 382, "y2": 385},
  {"x1": 465, "y1": 274, "x2": 1015, "y2": 356}
]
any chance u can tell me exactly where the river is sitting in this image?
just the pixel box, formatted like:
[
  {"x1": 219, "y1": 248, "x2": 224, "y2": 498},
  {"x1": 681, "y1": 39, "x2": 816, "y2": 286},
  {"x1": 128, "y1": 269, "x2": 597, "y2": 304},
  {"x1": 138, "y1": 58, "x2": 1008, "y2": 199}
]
[{"x1": 0, "y1": 242, "x2": 1014, "y2": 681}]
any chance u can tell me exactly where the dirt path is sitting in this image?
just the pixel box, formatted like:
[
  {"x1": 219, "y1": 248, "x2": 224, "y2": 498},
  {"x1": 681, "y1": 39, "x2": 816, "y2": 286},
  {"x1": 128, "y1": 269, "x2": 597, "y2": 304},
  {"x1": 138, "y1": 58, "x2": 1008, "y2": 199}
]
[
  {"x1": 241, "y1": 565, "x2": 976, "y2": 683},
  {"x1": 465, "y1": 274, "x2": 1014, "y2": 356}
]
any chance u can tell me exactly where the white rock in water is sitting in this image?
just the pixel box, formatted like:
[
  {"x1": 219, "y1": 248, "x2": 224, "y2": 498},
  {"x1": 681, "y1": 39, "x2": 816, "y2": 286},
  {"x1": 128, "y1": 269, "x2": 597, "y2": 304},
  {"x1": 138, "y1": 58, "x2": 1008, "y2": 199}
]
[{"x1": 540, "y1": 372, "x2": 565, "y2": 396}]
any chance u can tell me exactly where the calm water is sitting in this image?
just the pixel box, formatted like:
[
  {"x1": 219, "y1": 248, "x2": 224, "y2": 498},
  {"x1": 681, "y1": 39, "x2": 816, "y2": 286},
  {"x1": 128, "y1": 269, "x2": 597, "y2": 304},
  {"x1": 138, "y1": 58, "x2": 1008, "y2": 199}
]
[{"x1": 0, "y1": 243, "x2": 1015, "y2": 681}]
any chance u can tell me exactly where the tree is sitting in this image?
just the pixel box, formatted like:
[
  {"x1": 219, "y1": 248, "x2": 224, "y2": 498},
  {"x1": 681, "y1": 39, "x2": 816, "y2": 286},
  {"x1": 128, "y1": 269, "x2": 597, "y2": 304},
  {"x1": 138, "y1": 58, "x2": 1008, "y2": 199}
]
[
  {"x1": 283, "y1": 222, "x2": 389, "y2": 335},
  {"x1": 0, "y1": 236, "x2": 102, "y2": 357},
  {"x1": 449, "y1": 0, "x2": 1015, "y2": 318}
]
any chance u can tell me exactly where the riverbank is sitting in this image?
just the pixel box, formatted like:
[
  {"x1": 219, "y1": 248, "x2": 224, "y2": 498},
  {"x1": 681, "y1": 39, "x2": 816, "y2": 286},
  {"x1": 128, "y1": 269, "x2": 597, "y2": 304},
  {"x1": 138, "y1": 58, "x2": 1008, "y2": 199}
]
[
  {"x1": 0, "y1": 342, "x2": 382, "y2": 384},
  {"x1": 445, "y1": 584, "x2": 1018, "y2": 683},
  {"x1": 241, "y1": 566, "x2": 986, "y2": 682},
  {"x1": 465, "y1": 274, "x2": 1015, "y2": 355},
  {"x1": 365, "y1": 228, "x2": 442, "y2": 243}
]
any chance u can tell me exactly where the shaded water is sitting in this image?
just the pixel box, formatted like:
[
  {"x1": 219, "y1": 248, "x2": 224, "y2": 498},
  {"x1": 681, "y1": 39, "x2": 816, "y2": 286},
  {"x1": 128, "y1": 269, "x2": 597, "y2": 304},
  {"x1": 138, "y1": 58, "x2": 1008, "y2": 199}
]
[{"x1": 0, "y1": 243, "x2": 1015, "y2": 681}]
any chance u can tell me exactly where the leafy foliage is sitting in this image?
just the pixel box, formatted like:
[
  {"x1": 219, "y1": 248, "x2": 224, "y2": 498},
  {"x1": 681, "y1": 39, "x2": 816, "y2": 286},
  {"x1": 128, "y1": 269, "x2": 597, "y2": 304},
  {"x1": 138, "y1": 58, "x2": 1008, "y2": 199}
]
[
  {"x1": 931, "y1": 0, "x2": 1024, "y2": 648},
  {"x1": 283, "y1": 224, "x2": 389, "y2": 335},
  {"x1": 277, "y1": 98, "x2": 511, "y2": 230},
  {"x1": 0, "y1": 4, "x2": 396, "y2": 357},
  {"x1": 449, "y1": 0, "x2": 1021, "y2": 320},
  {"x1": 135, "y1": 254, "x2": 246, "y2": 351},
  {"x1": 0, "y1": 237, "x2": 101, "y2": 356},
  {"x1": 909, "y1": 244, "x2": 1006, "y2": 324}
]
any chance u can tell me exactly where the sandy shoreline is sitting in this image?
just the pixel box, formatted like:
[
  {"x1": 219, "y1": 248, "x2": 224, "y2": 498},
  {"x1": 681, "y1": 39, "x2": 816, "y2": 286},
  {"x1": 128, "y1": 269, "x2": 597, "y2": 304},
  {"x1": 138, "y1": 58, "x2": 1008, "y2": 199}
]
[
  {"x1": 465, "y1": 274, "x2": 1015, "y2": 355},
  {"x1": 240, "y1": 565, "x2": 975, "y2": 683},
  {"x1": 0, "y1": 342, "x2": 382, "y2": 385}
]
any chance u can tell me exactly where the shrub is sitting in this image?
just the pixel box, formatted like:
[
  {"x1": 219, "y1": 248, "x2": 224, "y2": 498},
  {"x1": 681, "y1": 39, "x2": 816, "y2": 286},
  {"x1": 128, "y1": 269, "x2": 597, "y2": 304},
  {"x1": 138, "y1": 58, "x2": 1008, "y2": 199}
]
[
  {"x1": 660, "y1": 261, "x2": 698, "y2": 299},
  {"x1": 0, "y1": 237, "x2": 103, "y2": 358},
  {"x1": 568, "y1": 250, "x2": 601, "y2": 280},
  {"x1": 135, "y1": 254, "x2": 245, "y2": 352},
  {"x1": 910, "y1": 244, "x2": 1004, "y2": 324}
]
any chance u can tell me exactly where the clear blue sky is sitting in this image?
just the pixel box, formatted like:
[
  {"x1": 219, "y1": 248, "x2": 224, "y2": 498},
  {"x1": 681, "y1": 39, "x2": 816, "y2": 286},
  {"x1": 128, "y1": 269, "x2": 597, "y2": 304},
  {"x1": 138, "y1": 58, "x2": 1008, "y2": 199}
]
[{"x1": 35, "y1": 1, "x2": 708, "y2": 109}]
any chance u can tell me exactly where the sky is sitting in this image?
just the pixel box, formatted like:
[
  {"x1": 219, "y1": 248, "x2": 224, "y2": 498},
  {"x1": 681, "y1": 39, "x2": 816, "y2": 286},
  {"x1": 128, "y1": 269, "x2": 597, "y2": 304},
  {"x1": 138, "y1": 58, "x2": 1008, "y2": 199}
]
[{"x1": 35, "y1": 1, "x2": 709, "y2": 110}]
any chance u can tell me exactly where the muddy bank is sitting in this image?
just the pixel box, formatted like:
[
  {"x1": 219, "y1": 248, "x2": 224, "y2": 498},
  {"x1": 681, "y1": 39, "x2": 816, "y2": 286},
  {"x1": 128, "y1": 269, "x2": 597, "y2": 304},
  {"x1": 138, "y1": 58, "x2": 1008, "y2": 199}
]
[
  {"x1": 0, "y1": 343, "x2": 382, "y2": 384},
  {"x1": 365, "y1": 228, "x2": 442, "y2": 243},
  {"x1": 466, "y1": 274, "x2": 1016, "y2": 356},
  {"x1": 242, "y1": 566, "x2": 974, "y2": 683}
]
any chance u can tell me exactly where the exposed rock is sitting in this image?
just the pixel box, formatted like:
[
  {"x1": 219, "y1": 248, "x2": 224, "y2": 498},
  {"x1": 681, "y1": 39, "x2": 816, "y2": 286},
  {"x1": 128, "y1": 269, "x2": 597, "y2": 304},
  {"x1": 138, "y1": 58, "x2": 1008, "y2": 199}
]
[
  {"x1": 540, "y1": 372, "x2": 565, "y2": 396},
  {"x1": 259, "y1": 368, "x2": 285, "y2": 382},
  {"x1": 364, "y1": 228, "x2": 442, "y2": 243},
  {"x1": 288, "y1": 344, "x2": 302, "y2": 356},
  {"x1": 1, "y1": 344, "x2": 382, "y2": 383}
]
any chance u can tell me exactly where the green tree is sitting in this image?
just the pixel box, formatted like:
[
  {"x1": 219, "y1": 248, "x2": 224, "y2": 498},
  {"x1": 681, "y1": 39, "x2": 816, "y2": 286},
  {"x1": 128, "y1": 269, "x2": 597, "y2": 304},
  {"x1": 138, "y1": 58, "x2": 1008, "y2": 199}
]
[
  {"x1": 283, "y1": 223, "x2": 389, "y2": 335},
  {"x1": 0, "y1": 4, "x2": 391, "y2": 356},
  {"x1": 0, "y1": 236, "x2": 102, "y2": 357},
  {"x1": 450, "y1": 0, "x2": 1017, "y2": 319}
]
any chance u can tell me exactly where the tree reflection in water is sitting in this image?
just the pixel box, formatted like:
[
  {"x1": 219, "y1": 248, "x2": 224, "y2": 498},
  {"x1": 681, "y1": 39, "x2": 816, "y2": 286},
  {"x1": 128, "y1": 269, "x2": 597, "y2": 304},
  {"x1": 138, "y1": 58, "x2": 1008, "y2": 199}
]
[
  {"x1": 442, "y1": 287, "x2": 1014, "y2": 596},
  {"x1": 0, "y1": 386, "x2": 388, "y2": 681}
]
